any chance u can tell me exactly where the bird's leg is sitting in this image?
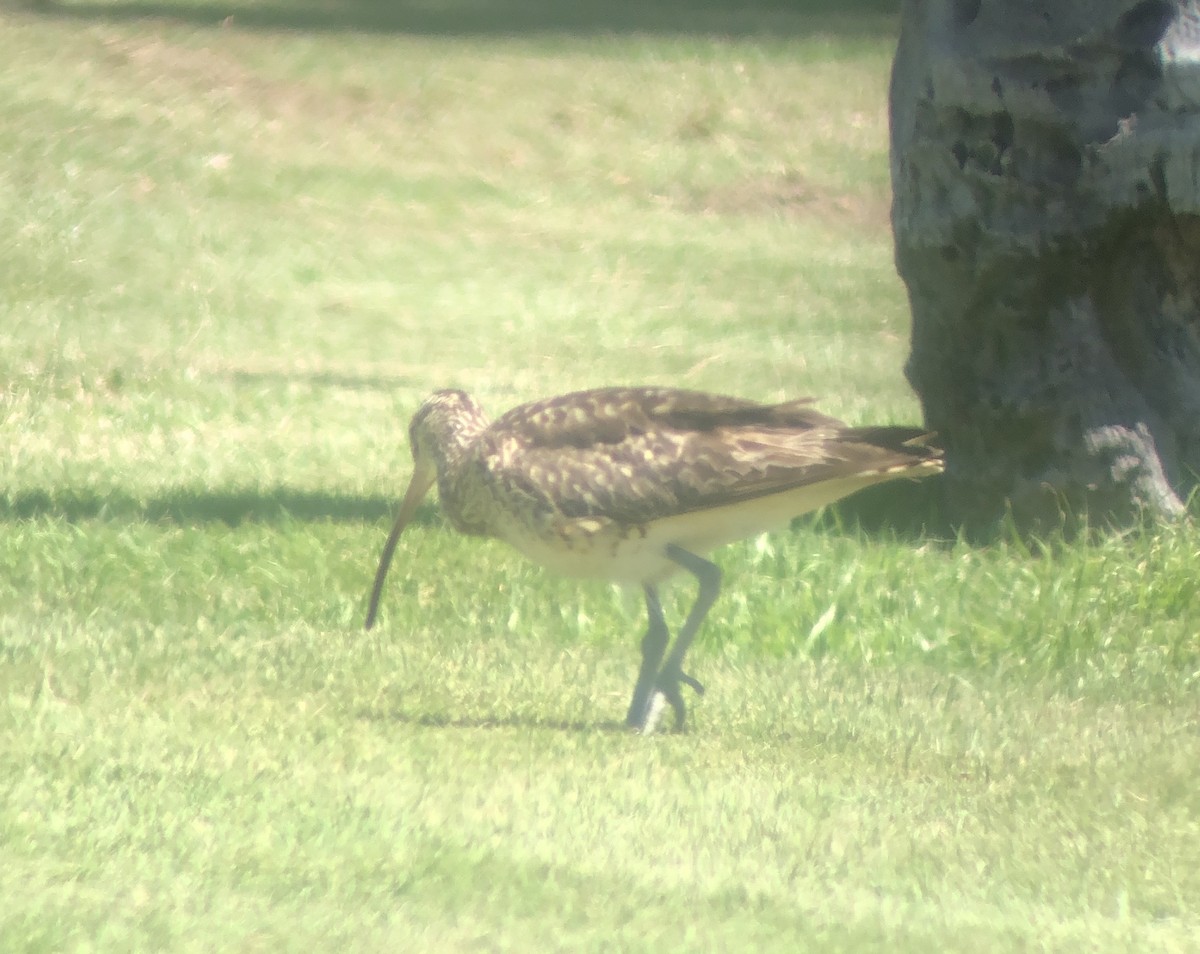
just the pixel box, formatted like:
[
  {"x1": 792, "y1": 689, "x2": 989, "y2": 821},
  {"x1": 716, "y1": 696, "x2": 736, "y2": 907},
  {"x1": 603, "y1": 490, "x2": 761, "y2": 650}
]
[
  {"x1": 625, "y1": 584, "x2": 669, "y2": 731},
  {"x1": 656, "y1": 544, "x2": 722, "y2": 731}
]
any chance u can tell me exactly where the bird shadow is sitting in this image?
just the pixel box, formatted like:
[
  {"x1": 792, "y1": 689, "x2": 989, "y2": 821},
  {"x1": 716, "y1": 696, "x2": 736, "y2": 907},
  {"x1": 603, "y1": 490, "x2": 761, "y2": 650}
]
[{"x1": 354, "y1": 705, "x2": 631, "y2": 735}]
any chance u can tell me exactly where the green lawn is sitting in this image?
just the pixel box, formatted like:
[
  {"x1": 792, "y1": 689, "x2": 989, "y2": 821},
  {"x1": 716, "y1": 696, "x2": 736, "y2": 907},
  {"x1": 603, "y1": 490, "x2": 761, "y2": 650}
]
[{"x1": 3, "y1": 1, "x2": 1199, "y2": 951}]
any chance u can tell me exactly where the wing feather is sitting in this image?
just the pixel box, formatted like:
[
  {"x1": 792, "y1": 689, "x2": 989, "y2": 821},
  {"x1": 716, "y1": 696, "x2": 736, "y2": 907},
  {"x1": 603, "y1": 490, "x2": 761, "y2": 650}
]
[{"x1": 483, "y1": 387, "x2": 941, "y2": 525}]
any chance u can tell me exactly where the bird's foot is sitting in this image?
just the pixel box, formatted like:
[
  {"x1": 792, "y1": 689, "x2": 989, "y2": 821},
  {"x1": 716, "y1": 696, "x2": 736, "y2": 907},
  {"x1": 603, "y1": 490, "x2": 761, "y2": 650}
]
[
  {"x1": 632, "y1": 692, "x2": 669, "y2": 734},
  {"x1": 678, "y1": 672, "x2": 705, "y2": 695},
  {"x1": 657, "y1": 667, "x2": 705, "y2": 732},
  {"x1": 627, "y1": 668, "x2": 704, "y2": 734}
]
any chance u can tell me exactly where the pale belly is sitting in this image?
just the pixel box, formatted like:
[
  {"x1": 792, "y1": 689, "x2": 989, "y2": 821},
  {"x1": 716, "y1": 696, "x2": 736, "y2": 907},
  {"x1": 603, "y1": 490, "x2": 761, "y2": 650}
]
[{"x1": 493, "y1": 473, "x2": 893, "y2": 585}]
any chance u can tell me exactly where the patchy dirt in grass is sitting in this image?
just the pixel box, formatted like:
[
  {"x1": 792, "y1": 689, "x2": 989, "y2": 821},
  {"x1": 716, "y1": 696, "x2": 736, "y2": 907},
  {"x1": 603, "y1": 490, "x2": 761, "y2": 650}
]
[
  {"x1": 94, "y1": 32, "x2": 366, "y2": 122},
  {"x1": 689, "y1": 172, "x2": 891, "y2": 232}
]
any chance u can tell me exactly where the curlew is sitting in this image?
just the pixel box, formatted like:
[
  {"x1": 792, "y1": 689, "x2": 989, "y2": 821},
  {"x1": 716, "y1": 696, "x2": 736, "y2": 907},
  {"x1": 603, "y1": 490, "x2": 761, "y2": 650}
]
[{"x1": 365, "y1": 387, "x2": 943, "y2": 732}]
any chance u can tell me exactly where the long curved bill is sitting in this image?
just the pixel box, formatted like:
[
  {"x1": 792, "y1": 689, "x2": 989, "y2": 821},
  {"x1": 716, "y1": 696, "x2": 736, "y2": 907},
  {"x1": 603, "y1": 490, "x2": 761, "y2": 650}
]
[{"x1": 364, "y1": 465, "x2": 436, "y2": 630}]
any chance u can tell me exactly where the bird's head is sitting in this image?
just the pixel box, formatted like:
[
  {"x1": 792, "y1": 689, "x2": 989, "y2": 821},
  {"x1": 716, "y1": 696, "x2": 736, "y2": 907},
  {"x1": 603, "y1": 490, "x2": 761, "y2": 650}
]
[
  {"x1": 365, "y1": 389, "x2": 487, "y2": 629},
  {"x1": 406, "y1": 388, "x2": 484, "y2": 471}
]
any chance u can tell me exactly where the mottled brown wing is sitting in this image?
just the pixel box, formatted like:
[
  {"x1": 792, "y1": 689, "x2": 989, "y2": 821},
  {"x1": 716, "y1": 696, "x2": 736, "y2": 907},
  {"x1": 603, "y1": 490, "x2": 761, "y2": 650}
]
[
  {"x1": 600, "y1": 425, "x2": 936, "y2": 519},
  {"x1": 490, "y1": 387, "x2": 817, "y2": 449},
  {"x1": 484, "y1": 387, "x2": 937, "y2": 524}
]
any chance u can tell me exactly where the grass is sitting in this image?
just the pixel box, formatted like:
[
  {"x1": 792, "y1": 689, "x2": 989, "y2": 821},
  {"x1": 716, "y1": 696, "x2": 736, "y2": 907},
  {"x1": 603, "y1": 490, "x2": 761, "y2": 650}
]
[{"x1": 2, "y1": 1, "x2": 1199, "y2": 950}]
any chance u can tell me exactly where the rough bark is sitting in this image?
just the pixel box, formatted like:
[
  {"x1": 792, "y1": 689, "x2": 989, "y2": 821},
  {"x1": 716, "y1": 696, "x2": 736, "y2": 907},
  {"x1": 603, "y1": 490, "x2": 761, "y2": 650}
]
[{"x1": 891, "y1": 0, "x2": 1200, "y2": 529}]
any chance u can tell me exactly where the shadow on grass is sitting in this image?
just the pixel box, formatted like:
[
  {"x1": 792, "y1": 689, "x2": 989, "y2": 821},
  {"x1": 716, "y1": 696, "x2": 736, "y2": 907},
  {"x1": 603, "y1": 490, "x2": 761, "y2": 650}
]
[
  {"x1": 30, "y1": 0, "x2": 899, "y2": 38},
  {"x1": 223, "y1": 367, "x2": 424, "y2": 393},
  {"x1": 355, "y1": 705, "x2": 629, "y2": 734},
  {"x1": 1, "y1": 485, "x2": 441, "y2": 528},
  {"x1": 814, "y1": 472, "x2": 952, "y2": 543},
  {"x1": 3, "y1": 477, "x2": 952, "y2": 539}
]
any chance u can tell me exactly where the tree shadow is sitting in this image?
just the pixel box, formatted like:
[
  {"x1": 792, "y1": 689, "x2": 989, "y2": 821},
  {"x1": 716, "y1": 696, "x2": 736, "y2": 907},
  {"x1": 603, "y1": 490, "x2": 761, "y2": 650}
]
[
  {"x1": 813, "y1": 472, "x2": 953, "y2": 543},
  {"x1": 223, "y1": 367, "x2": 421, "y2": 394},
  {"x1": 31, "y1": 0, "x2": 899, "y2": 38},
  {"x1": 2, "y1": 475, "x2": 952, "y2": 538},
  {"x1": 0, "y1": 484, "x2": 438, "y2": 528}
]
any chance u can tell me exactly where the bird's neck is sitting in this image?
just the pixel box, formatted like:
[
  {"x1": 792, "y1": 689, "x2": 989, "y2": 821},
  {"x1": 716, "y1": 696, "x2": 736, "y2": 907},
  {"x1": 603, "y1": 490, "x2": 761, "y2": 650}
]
[{"x1": 432, "y1": 414, "x2": 491, "y2": 536}]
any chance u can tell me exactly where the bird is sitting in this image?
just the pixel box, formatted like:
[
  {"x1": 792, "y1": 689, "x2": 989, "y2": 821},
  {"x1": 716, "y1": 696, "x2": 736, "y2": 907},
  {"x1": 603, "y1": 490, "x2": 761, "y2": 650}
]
[{"x1": 364, "y1": 386, "x2": 943, "y2": 732}]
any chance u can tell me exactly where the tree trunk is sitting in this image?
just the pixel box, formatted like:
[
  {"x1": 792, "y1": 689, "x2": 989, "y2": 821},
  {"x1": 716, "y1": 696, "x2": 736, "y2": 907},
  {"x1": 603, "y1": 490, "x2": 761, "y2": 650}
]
[{"x1": 890, "y1": 0, "x2": 1200, "y2": 529}]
